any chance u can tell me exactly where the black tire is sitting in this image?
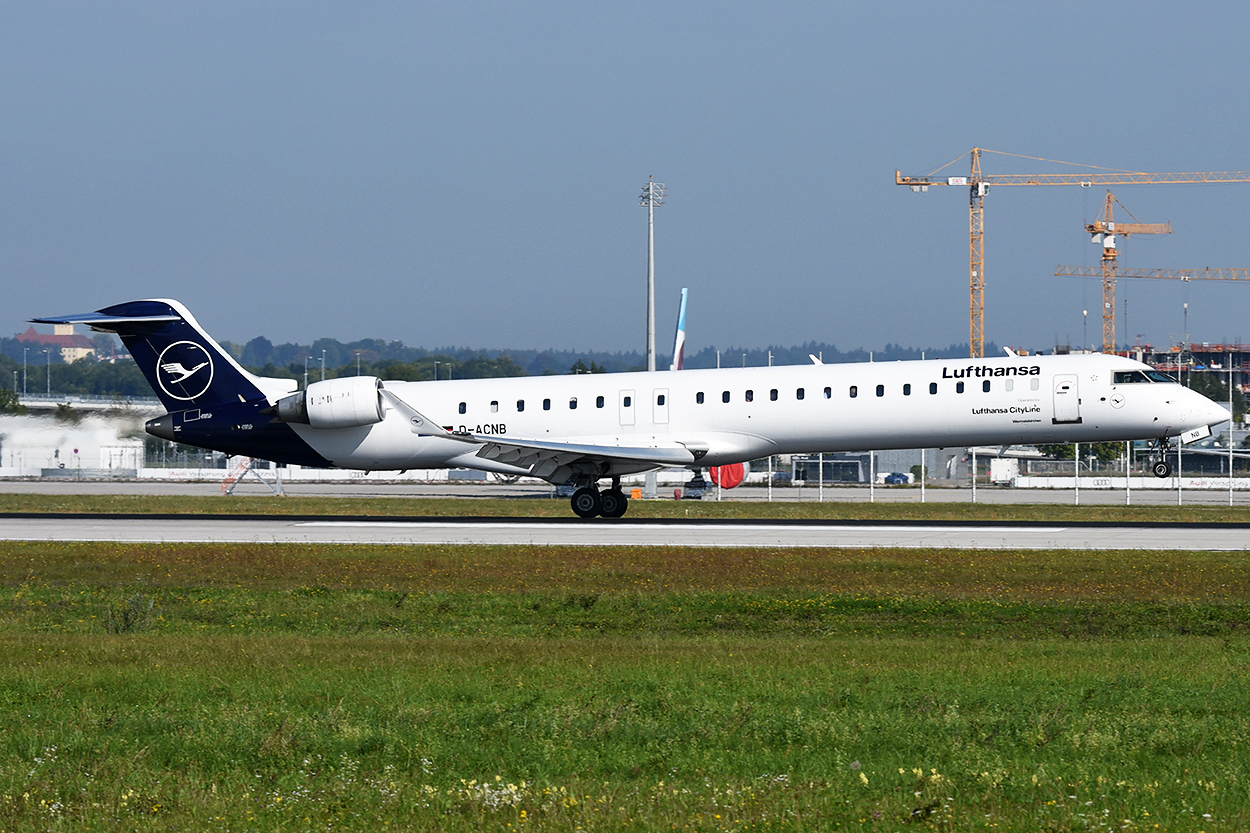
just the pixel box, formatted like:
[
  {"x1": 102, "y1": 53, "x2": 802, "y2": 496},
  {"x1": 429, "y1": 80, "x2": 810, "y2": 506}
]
[
  {"x1": 571, "y1": 487, "x2": 603, "y2": 518},
  {"x1": 1152, "y1": 460, "x2": 1172, "y2": 478},
  {"x1": 599, "y1": 489, "x2": 629, "y2": 518}
]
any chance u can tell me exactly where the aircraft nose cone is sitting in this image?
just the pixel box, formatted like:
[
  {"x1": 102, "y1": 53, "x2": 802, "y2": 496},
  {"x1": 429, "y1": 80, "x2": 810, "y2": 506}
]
[{"x1": 1202, "y1": 399, "x2": 1231, "y2": 427}]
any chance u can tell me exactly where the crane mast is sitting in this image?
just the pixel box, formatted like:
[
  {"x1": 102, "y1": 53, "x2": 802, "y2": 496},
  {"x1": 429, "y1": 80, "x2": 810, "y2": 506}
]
[{"x1": 897, "y1": 150, "x2": 1250, "y2": 357}]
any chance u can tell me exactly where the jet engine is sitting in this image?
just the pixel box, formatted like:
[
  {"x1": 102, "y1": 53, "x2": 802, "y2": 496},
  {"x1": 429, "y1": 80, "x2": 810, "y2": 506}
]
[{"x1": 273, "y1": 376, "x2": 385, "y2": 429}]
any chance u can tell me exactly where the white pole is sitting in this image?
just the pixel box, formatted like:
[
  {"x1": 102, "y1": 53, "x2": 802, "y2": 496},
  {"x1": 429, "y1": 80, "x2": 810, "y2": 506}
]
[
  {"x1": 641, "y1": 178, "x2": 664, "y2": 501},
  {"x1": 818, "y1": 452, "x2": 824, "y2": 503},
  {"x1": 869, "y1": 452, "x2": 875, "y2": 503},
  {"x1": 768, "y1": 455, "x2": 773, "y2": 502},
  {"x1": 1230, "y1": 361, "x2": 1235, "y2": 507},
  {"x1": 971, "y1": 448, "x2": 976, "y2": 503},
  {"x1": 1074, "y1": 442, "x2": 1079, "y2": 505},
  {"x1": 1125, "y1": 440, "x2": 1131, "y2": 506},
  {"x1": 647, "y1": 194, "x2": 656, "y2": 372},
  {"x1": 920, "y1": 449, "x2": 926, "y2": 503},
  {"x1": 1178, "y1": 443, "x2": 1183, "y2": 506}
]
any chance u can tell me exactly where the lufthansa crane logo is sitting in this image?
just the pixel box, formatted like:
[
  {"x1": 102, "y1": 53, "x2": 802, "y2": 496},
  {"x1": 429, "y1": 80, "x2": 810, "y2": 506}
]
[{"x1": 156, "y1": 341, "x2": 215, "y2": 401}]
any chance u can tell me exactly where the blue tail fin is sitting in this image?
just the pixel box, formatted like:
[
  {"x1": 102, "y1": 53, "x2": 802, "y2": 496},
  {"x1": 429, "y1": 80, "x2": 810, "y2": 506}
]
[{"x1": 31, "y1": 299, "x2": 297, "y2": 411}]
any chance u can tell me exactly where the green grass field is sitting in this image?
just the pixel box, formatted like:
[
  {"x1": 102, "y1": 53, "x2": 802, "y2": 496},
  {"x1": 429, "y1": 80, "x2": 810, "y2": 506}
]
[
  {"x1": 2, "y1": 537, "x2": 1249, "y2": 831},
  {"x1": 5, "y1": 490, "x2": 1250, "y2": 523}
]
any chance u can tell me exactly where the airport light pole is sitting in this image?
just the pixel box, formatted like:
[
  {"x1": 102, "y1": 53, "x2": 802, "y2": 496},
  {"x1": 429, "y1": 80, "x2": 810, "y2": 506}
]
[
  {"x1": 640, "y1": 177, "x2": 666, "y2": 501},
  {"x1": 22, "y1": 348, "x2": 28, "y2": 396},
  {"x1": 640, "y1": 177, "x2": 665, "y2": 373},
  {"x1": 43, "y1": 349, "x2": 50, "y2": 396}
]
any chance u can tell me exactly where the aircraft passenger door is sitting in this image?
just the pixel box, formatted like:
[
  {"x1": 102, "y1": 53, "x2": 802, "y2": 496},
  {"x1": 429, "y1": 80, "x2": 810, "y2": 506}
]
[
  {"x1": 1052, "y1": 374, "x2": 1082, "y2": 424},
  {"x1": 619, "y1": 390, "x2": 635, "y2": 426},
  {"x1": 653, "y1": 388, "x2": 670, "y2": 425}
]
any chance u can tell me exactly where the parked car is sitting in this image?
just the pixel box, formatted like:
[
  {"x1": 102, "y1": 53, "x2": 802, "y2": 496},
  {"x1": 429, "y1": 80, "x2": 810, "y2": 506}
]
[{"x1": 883, "y1": 472, "x2": 909, "y2": 485}]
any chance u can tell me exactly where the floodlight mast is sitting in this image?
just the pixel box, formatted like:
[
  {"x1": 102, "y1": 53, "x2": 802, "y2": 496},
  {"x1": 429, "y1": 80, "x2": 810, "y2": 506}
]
[{"x1": 640, "y1": 177, "x2": 666, "y2": 372}]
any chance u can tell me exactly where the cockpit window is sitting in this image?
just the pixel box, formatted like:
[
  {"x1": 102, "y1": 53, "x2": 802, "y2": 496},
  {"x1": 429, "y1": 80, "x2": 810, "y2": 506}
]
[{"x1": 1114, "y1": 369, "x2": 1178, "y2": 384}]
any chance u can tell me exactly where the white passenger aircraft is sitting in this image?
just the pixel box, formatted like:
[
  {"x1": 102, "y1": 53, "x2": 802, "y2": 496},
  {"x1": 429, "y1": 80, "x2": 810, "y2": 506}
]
[{"x1": 33, "y1": 300, "x2": 1230, "y2": 518}]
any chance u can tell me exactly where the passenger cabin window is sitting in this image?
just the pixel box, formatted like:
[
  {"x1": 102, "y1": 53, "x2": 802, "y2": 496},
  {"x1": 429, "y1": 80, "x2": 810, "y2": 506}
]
[
  {"x1": 596, "y1": 395, "x2": 605, "y2": 408},
  {"x1": 823, "y1": 386, "x2": 831, "y2": 399},
  {"x1": 1029, "y1": 379, "x2": 1040, "y2": 391},
  {"x1": 771, "y1": 389, "x2": 779, "y2": 401},
  {"x1": 569, "y1": 397, "x2": 577, "y2": 409},
  {"x1": 982, "y1": 380, "x2": 991, "y2": 392},
  {"x1": 657, "y1": 394, "x2": 666, "y2": 406},
  {"x1": 796, "y1": 387, "x2": 805, "y2": 400},
  {"x1": 490, "y1": 400, "x2": 499, "y2": 413},
  {"x1": 929, "y1": 382, "x2": 937, "y2": 394},
  {"x1": 696, "y1": 392, "x2": 704, "y2": 404},
  {"x1": 849, "y1": 385, "x2": 858, "y2": 398},
  {"x1": 956, "y1": 382, "x2": 965, "y2": 394},
  {"x1": 543, "y1": 398, "x2": 551, "y2": 411},
  {"x1": 517, "y1": 400, "x2": 525, "y2": 412},
  {"x1": 876, "y1": 384, "x2": 884, "y2": 397},
  {"x1": 623, "y1": 396, "x2": 632, "y2": 407},
  {"x1": 458, "y1": 402, "x2": 466, "y2": 414},
  {"x1": 745, "y1": 389, "x2": 754, "y2": 402},
  {"x1": 723, "y1": 391, "x2": 731, "y2": 403},
  {"x1": 1005, "y1": 379, "x2": 1014, "y2": 392},
  {"x1": 903, "y1": 383, "x2": 911, "y2": 396}
]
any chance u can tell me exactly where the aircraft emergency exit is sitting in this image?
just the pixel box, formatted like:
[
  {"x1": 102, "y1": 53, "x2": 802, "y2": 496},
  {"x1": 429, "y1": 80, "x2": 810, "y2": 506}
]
[{"x1": 32, "y1": 300, "x2": 1230, "y2": 518}]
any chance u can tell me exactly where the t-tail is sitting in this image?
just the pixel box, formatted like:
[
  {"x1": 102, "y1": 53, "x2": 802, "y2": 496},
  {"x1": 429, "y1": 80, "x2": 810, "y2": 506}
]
[
  {"x1": 30, "y1": 300, "x2": 330, "y2": 466},
  {"x1": 31, "y1": 299, "x2": 296, "y2": 410}
]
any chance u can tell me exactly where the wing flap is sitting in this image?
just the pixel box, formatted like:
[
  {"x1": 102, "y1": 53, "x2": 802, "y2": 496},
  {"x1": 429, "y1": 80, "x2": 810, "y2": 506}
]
[{"x1": 471, "y1": 436, "x2": 696, "y2": 481}]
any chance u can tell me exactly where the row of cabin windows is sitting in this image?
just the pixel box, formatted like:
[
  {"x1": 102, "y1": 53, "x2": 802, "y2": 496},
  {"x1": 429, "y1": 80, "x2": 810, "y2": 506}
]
[
  {"x1": 847, "y1": 378, "x2": 1040, "y2": 396},
  {"x1": 693, "y1": 378, "x2": 1041, "y2": 405},
  {"x1": 698, "y1": 387, "x2": 826, "y2": 404},
  {"x1": 455, "y1": 378, "x2": 1044, "y2": 414},
  {"x1": 460, "y1": 395, "x2": 613, "y2": 414}
]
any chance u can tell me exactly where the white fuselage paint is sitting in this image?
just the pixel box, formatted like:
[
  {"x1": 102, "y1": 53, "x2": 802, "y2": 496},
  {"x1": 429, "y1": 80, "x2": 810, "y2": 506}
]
[{"x1": 288, "y1": 353, "x2": 1228, "y2": 476}]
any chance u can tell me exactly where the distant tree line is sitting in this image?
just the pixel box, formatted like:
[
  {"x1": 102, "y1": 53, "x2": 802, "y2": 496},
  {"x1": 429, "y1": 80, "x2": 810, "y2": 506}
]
[{"x1": 0, "y1": 329, "x2": 1016, "y2": 401}]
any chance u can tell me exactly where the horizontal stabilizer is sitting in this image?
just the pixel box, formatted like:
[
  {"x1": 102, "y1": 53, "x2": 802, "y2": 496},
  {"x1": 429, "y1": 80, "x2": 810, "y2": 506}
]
[{"x1": 30, "y1": 312, "x2": 181, "y2": 333}]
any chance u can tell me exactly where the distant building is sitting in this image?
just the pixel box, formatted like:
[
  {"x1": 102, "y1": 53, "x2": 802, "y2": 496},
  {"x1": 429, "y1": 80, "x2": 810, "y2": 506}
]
[{"x1": 16, "y1": 323, "x2": 96, "y2": 363}]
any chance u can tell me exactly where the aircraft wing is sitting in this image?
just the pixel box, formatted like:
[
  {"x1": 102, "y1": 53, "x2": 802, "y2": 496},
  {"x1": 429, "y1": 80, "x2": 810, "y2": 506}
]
[{"x1": 469, "y1": 436, "x2": 696, "y2": 479}]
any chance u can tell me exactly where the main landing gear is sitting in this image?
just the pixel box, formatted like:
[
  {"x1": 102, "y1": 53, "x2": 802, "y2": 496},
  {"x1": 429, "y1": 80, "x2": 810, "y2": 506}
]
[
  {"x1": 1148, "y1": 437, "x2": 1174, "y2": 478},
  {"x1": 570, "y1": 478, "x2": 630, "y2": 519}
]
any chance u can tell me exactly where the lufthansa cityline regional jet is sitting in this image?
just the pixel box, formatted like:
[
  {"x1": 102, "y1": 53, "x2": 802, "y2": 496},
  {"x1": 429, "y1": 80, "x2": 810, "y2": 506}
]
[{"x1": 33, "y1": 300, "x2": 1230, "y2": 518}]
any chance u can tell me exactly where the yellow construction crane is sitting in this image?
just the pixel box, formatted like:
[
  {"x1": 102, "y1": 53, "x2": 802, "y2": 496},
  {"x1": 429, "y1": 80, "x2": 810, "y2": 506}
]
[
  {"x1": 1050, "y1": 191, "x2": 1171, "y2": 353},
  {"x1": 1055, "y1": 264, "x2": 1250, "y2": 350},
  {"x1": 896, "y1": 148, "x2": 1250, "y2": 357}
]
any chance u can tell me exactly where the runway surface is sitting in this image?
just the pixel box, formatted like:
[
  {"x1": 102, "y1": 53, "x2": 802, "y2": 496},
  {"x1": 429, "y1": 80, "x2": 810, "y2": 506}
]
[{"x1": 1, "y1": 514, "x2": 1247, "y2": 549}]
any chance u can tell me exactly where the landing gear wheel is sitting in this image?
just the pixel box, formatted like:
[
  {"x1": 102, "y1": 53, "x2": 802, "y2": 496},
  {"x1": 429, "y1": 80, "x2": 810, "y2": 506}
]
[
  {"x1": 599, "y1": 488, "x2": 629, "y2": 518},
  {"x1": 1152, "y1": 460, "x2": 1172, "y2": 478},
  {"x1": 571, "y1": 487, "x2": 603, "y2": 518}
]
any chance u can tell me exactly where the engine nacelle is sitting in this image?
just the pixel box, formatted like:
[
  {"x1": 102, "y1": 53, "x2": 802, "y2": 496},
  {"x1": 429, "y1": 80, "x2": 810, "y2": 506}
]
[{"x1": 273, "y1": 376, "x2": 385, "y2": 429}]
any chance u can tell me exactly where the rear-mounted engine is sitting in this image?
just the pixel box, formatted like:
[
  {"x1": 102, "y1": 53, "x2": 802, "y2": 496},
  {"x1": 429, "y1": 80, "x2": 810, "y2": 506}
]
[{"x1": 272, "y1": 376, "x2": 385, "y2": 428}]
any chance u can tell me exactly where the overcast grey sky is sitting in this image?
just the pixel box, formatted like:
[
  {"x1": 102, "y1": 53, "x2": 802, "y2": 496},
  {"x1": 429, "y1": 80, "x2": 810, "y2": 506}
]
[{"x1": 4, "y1": 2, "x2": 1250, "y2": 355}]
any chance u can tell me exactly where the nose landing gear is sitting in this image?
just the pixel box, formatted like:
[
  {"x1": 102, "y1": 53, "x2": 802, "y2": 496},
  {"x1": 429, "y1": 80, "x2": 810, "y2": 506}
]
[{"x1": 1148, "y1": 437, "x2": 1175, "y2": 478}]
